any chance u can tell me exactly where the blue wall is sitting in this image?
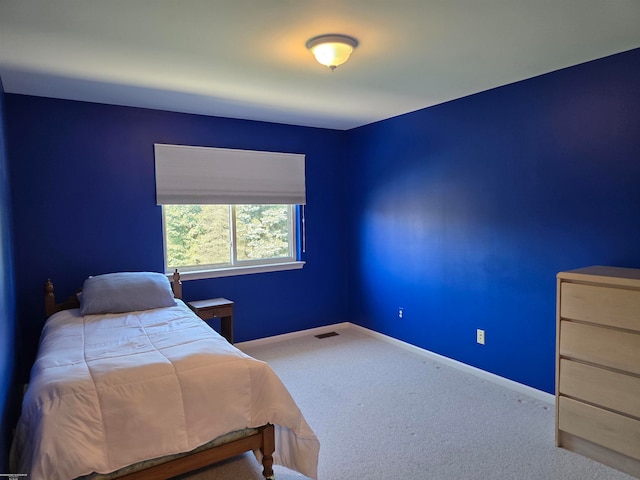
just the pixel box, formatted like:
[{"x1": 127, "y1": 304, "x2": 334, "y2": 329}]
[
  {"x1": 347, "y1": 48, "x2": 640, "y2": 394},
  {"x1": 4, "y1": 48, "x2": 640, "y2": 400},
  {"x1": 0, "y1": 79, "x2": 17, "y2": 470},
  {"x1": 5, "y1": 97, "x2": 350, "y2": 382}
]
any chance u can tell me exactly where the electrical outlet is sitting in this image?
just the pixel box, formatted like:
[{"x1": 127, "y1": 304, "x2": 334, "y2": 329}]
[
  {"x1": 398, "y1": 307, "x2": 404, "y2": 319},
  {"x1": 476, "y1": 329, "x2": 485, "y2": 345}
]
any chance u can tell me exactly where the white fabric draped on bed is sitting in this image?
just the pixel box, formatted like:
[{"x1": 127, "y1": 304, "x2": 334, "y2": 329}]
[{"x1": 11, "y1": 300, "x2": 319, "y2": 480}]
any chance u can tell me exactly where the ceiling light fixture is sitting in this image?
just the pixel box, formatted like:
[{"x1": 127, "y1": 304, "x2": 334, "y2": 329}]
[{"x1": 306, "y1": 34, "x2": 359, "y2": 71}]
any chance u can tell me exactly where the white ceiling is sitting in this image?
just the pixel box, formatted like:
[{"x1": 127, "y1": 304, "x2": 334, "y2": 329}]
[{"x1": 1, "y1": 1, "x2": 639, "y2": 130}]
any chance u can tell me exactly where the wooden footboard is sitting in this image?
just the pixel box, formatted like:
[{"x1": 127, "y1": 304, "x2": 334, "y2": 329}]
[{"x1": 113, "y1": 424, "x2": 275, "y2": 480}]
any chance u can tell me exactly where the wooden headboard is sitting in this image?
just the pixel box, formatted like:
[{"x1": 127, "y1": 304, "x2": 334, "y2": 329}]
[{"x1": 45, "y1": 270, "x2": 183, "y2": 318}]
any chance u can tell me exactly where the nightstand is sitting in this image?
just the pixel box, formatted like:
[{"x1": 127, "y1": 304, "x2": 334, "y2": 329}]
[{"x1": 187, "y1": 298, "x2": 234, "y2": 343}]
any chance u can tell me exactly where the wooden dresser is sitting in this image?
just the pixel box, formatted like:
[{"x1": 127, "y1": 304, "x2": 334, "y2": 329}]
[{"x1": 556, "y1": 266, "x2": 640, "y2": 478}]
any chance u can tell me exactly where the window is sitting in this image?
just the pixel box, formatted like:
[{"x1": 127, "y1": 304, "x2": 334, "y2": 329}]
[
  {"x1": 154, "y1": 144, "x2": 306, "y2": 279},
  {"x1": 163, "y1": 204, "x2": 299, "y2": 277}
]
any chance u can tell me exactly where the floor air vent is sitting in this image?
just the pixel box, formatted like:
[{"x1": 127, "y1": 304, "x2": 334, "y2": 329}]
[{"x1": 315, "y1": 331, "x2": 339, "y2": 339}]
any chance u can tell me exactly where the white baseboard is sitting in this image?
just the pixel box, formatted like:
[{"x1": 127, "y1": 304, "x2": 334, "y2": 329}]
[
  {"x1": 347, "y1": 323, "x2": 555, "y2": 404},
  {"x1": 236, "y1": 322, "x2": 555, "y2": 405},
  {"x1": 235, "y1": 322, "x2": 352, "y2": 349}
]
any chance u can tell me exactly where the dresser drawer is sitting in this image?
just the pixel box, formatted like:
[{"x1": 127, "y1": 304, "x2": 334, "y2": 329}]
[
  {"x1": 560, "y1": 282, "x2": 640, "y2": 331},
  {"x1": 558, "y1": 396, "x2": 640, "y2": 461},
  {"x1": 559, "y1": 359, "x2": 640, "y2": 418},
  {"x1": 560, "y1": 321, "x2": 640, "y2": 376}
]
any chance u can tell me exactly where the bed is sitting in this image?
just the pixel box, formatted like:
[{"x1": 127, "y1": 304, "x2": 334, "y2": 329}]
[{"x1": 11, "y1": 271, "x2": 319, "y2": 480}]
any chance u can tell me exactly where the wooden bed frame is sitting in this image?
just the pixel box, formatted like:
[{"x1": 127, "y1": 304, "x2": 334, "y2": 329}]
[{"x1": 43, "y1": 270, "x2": 275, "y2": 480}]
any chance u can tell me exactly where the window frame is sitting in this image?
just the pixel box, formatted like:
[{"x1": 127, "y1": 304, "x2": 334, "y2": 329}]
[{"x1": 162, "y1": 204, "x2": 304, "y2": 280}]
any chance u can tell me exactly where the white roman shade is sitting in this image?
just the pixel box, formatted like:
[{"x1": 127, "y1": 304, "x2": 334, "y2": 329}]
[{"x1": 154, "y1": 144, "x2": 306, "y2": 205}]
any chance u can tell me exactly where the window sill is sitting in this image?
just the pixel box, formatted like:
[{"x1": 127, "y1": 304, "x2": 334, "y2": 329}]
[{"x1": 167, "y1": 261, "x2": 305, "y2": 281}]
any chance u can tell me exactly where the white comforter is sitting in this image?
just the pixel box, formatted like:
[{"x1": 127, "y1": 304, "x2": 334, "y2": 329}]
[{"x1": 11, "y1": 301, "x2": 319, "y2": 480}]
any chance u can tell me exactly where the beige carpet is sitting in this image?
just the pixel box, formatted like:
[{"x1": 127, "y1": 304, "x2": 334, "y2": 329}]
[{"x1": 180, "y1": 326, "x2": 633, "y2": 480}]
